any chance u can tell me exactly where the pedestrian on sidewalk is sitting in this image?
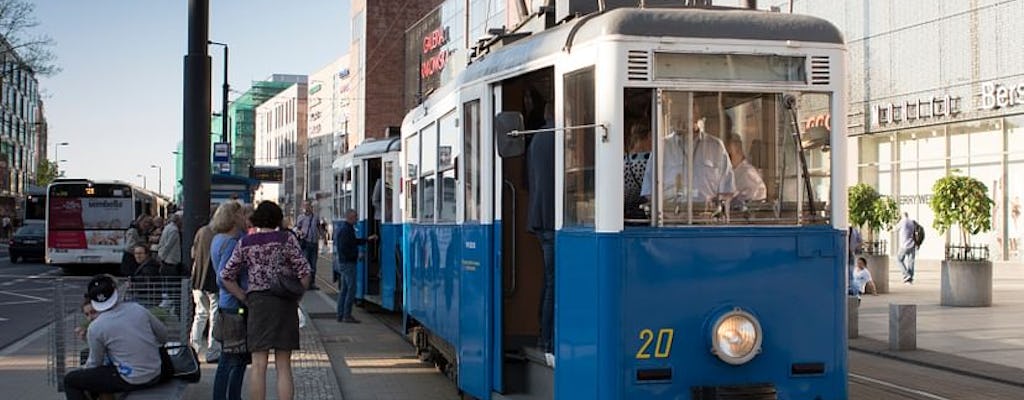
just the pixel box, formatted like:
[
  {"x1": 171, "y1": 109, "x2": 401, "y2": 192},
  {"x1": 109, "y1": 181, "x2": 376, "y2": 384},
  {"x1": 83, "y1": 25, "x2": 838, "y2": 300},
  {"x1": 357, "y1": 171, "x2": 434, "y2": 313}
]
[
  {"x1": 210, "y1": 201, "x2": 251, "y2": 400},
  {"x1": 897, "y1": 212, "x2": 919, "y2": 284},
  {"x1": 221, "y1": 201, "x2": 311, "y2": 400},
  {"x1": 190, "y1": 217, "x2": 221, "y2": 363},
  {"x1": 335, "y1": 209, "x2": 377, "y2": 323},
  {"x1": 157, "y1": 214, "x2": 183, "y2": 276},
  {"x1": 295, "y1": 201, "x2": 321, "y2": 290},
  {"x1": 64, "y1": 274, "x2": 168, "y2": 400},
  {"x1": 848, "y1": 257, "x2": 877, "y2": 298}
]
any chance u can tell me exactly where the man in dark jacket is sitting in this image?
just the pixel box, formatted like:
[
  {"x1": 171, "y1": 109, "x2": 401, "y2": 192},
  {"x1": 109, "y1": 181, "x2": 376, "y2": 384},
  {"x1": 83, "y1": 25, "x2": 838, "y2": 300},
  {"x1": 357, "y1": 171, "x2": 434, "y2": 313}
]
[
  {"x1": 527, "y1": 102, "x2": 556, "y2": 357},
  {"x1": 334, "y1": 209, "x2": 376, "y2": 323}
]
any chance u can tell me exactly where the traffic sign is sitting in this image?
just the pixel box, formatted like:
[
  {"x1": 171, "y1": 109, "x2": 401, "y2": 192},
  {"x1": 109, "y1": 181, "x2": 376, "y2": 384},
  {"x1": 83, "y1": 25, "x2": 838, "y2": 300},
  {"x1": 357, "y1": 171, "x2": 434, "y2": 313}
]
[{"x1": 213, "y1": 142, "x2": 230, "y2": 163}]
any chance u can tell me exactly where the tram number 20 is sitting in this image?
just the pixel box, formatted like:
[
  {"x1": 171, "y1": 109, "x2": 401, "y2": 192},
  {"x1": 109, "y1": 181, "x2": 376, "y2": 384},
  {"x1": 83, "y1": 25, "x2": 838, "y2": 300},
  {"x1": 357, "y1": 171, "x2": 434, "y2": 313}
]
[{"x1": 635, "y1": 328, "x2": 675, "y2": 359}]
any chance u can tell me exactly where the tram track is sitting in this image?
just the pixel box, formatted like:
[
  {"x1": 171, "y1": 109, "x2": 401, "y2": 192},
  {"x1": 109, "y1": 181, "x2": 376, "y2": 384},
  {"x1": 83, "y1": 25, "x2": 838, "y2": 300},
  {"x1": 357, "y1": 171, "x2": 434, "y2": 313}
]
[{"x1": 849, "y1": 373, "x2": 952, "y2": 400}]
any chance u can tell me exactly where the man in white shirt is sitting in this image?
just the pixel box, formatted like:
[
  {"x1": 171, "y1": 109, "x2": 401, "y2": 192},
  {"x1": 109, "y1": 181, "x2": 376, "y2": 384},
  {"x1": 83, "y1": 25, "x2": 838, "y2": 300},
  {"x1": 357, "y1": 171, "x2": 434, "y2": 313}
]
[
  {"x1": 848, "y1": 257, "x2": 876, "y2": 298},
  {"x1": 640, "y1": 104, "x2": 735, "y2": 208},
  {"x1": 725, "y1": 133, "x2": 766, "y2": 203}
]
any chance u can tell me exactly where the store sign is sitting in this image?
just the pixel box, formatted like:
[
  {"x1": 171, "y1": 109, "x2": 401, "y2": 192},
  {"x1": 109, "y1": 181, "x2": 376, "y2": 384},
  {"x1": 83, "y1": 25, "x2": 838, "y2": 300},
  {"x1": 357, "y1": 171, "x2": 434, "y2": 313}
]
[
  {"x1": 979, "y1": 81, "x2": 1024, "y2": 110},
  {"x1": 420, "y1": 26, "x2": 451, "y2": 80},
  {"x1": 872, "y1": 95, "x2": 962, "y2": 127},
  {"x1": 804, "y1": 113, "x2": 831, "y2": 130}
]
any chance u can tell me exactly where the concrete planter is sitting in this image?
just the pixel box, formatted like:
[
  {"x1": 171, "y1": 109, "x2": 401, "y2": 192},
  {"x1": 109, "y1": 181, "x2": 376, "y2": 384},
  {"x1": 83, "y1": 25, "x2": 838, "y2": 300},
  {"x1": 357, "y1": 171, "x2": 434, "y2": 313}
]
[
  {"x1": 865, "y1": 254, "x2": 890, "y2": 294},
  {"x1": 940, "y1": 260, "x2": 993, "y2": 307}
]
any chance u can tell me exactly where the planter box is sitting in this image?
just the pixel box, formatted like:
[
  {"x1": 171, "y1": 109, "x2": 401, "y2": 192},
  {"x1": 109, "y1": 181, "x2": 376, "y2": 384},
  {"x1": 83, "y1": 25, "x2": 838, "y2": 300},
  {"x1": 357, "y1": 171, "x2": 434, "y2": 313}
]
[
  {"x1": 940, "y1": 260, "x2": 993, "y2": 307},
  {"x1": 865, "y1": 254, "x2": 890, "y2": 294}
]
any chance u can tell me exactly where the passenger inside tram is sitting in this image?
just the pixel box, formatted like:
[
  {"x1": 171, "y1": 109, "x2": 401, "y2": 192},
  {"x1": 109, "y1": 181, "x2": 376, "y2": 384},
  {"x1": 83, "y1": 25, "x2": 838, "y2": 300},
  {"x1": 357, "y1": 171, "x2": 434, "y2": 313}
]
[{"x1": 725, "y1": 132, "x2": 767, "y2": 205}]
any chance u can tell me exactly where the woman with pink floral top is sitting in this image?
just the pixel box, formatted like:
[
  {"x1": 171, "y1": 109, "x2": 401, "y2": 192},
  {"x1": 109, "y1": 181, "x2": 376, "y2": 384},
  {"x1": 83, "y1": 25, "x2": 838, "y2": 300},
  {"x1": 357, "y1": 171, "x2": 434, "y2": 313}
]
[{"x1": 220, "y1": 201, "x2": 311, "y2": 400}]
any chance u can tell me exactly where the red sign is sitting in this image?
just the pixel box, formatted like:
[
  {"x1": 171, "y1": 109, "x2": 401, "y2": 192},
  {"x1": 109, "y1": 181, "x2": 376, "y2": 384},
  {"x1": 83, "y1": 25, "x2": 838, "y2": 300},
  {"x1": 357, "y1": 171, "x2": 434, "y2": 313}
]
[
  {"x1": 48, "y1": 231, "x2": 87, "y2": 249},
  {"x1": 420, "y1": 26, "x2": 450, "y2": 80}
]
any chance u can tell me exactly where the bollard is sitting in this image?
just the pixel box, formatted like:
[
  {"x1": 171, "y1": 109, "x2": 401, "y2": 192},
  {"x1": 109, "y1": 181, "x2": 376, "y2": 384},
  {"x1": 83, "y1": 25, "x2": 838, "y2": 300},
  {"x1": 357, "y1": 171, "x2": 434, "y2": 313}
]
[
  {"x1": 847, "y1": 297, "x2": 859, "y2": 339},
  {"x1": 888, "y1": 304, "x2": 916, "y2": 351}
]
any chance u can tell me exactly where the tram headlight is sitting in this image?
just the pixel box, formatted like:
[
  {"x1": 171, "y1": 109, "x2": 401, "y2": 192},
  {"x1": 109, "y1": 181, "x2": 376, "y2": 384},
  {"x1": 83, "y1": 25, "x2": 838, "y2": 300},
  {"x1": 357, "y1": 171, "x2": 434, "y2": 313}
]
[{"x1": 710, "y1": 308, "x2": 762, "y2": 365}]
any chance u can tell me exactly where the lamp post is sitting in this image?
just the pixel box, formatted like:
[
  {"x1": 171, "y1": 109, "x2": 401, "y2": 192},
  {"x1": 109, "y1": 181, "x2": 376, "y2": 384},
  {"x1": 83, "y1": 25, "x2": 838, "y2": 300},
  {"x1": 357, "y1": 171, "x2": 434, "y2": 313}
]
[
  {"x1": 208, "y1": 40, "x2": 229, "y2": 144},
  {"x1": 53, "y1": 142, "x2": 69, "y2": 176},
  {"x1": 136, "y1": 174, "x2": 147, "y2": 189},
  {"x1": 150, "y1": 165, "x2": 163, "y2": 195}
]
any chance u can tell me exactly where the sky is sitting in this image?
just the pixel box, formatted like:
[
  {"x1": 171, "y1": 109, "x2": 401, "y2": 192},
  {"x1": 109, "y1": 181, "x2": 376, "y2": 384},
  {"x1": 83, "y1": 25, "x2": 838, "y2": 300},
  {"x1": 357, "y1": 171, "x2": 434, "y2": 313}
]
[{"x1": 33, "y1": 0, "x2": 351, "y2": 197}]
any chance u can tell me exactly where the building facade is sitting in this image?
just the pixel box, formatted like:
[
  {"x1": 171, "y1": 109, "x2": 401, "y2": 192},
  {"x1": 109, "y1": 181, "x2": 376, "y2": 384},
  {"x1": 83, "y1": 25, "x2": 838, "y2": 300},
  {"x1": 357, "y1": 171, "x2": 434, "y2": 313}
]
[
  {"x1": 255, "y1": 80, "x2": 308, "y2": 217},
  {"x1": 307, "y1": 56, "x2": 349, "y2": 219},
  {"x1": 783, "y1": 0, "x2": 1024, "y2": 261},
  {"x1": 0, "y1": 41, "x2": 45, "y2": 219}
]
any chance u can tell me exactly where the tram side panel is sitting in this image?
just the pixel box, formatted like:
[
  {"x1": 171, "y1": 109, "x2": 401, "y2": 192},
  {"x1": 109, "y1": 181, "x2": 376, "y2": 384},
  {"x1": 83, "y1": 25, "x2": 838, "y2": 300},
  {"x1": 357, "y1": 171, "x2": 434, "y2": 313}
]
[
  {"x1": 379, "y1": 222, "x2": 403, "y2": 310},
  {"x1": 404, "y1": 224, "x2": 462, "y2": 353}
]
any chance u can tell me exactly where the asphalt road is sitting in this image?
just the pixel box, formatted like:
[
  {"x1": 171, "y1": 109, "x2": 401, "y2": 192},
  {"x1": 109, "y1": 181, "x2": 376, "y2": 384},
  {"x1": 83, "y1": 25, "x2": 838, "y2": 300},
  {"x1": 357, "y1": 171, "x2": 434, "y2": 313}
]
[{"x1": 0, "y1": 256, "x2": 99, "y2": 351}]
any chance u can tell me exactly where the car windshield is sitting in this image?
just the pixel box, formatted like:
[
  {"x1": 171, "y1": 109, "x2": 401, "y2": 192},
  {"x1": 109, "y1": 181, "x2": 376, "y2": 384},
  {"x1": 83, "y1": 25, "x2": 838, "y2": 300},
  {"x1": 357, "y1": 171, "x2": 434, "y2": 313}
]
[{"x1": 16, "y1": 224, "x2": 44, "y2": 236}]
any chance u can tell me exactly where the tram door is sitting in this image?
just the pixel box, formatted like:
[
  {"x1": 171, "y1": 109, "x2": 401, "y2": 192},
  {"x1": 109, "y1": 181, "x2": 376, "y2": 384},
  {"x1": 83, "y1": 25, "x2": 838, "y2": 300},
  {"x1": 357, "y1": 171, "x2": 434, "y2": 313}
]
[
  {"x1": 363, "y1": 157, "x2": 383, "y2": 299},
  {"x1": 495, "y1": 68, "x2": 554, "y2": 395}
]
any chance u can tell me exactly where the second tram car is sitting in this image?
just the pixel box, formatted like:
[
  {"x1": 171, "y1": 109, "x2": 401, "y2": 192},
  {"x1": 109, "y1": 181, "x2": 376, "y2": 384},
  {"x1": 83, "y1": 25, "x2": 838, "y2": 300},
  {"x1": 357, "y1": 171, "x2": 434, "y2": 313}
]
[{"x1": 395, "y1": 5, "x2": 847, "y2": 400}]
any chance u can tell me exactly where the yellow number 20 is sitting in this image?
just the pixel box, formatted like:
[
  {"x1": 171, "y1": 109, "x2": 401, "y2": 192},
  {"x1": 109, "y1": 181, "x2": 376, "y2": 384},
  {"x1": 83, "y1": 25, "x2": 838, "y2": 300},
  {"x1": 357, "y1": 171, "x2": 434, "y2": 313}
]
[{"x1": 635, "y1": 328, "x2": 675, "y2": 359}]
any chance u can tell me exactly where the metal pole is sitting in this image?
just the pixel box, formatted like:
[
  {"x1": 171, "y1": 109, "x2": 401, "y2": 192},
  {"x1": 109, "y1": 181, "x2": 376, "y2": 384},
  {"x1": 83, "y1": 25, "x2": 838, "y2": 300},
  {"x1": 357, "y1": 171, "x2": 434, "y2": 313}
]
[
  {"x1": 183, "y1": 0, "x2": 211, "y2": 273},
  {"x1": 222, "y1": 45, "x2": 229, "y2": 144}
]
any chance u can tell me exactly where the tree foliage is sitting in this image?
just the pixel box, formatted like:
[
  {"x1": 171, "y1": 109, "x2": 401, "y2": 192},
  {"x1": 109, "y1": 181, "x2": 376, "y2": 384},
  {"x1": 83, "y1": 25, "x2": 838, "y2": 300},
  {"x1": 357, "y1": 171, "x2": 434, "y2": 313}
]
[
  {"x1": 929, "y1": 172, "x2": 993, "y2": 246},
  {"x1": 0, "y1": 0, "x2": 58, "y2": 78},
  {"x1": 35, "y1": 158, "x2": 57, "y2": 185},
  {"x1": 848, "y1": 183, "x2": 900, "y2": 235}
]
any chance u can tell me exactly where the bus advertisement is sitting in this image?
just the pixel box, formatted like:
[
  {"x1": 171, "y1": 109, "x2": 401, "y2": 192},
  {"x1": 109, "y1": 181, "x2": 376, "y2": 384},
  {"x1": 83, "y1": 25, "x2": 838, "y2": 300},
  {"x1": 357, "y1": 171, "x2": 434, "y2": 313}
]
[{"x1": 46, "y1": 182, "x2": 134, "y2": 265}]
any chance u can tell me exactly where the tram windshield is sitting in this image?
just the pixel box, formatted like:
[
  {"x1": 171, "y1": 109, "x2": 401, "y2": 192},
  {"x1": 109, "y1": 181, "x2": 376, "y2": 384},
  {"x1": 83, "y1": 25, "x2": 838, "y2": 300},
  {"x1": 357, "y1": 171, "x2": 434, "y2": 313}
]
[{"x1": 625, "y1": 90, "x2": 832, "y2": 226}]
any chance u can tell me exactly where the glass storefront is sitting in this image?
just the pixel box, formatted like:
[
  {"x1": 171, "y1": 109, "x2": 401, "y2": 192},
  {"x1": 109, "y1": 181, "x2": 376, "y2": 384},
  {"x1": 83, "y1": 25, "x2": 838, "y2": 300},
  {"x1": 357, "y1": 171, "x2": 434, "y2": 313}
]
[{"x1": 857, "y1": 116, "x2": 1022, "y2": 261}]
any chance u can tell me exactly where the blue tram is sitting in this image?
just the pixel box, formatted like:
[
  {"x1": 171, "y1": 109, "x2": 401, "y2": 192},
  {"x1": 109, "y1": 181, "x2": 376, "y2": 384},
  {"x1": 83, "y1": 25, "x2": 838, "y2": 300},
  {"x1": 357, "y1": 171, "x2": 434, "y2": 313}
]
[{"x1": 399, "y1": 5, "x2": 847, "y2": 400}]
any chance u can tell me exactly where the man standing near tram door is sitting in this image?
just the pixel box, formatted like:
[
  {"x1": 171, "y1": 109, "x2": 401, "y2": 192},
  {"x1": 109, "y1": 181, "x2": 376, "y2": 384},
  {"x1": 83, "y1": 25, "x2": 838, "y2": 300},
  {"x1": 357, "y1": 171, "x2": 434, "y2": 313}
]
[
  {"x1": 527, "y1": 102, "x2": 556, "y2": 363},
  {"x1": 296, "y1": 201, "x2": 320, "y2": 290}
]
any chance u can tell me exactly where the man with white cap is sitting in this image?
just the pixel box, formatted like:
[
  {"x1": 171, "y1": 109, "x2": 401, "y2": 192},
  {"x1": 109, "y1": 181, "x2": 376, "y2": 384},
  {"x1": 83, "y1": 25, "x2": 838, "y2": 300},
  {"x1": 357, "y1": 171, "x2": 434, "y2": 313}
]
[{"x1": 63, "y1": 274, "x2": 169, "y2": 400}]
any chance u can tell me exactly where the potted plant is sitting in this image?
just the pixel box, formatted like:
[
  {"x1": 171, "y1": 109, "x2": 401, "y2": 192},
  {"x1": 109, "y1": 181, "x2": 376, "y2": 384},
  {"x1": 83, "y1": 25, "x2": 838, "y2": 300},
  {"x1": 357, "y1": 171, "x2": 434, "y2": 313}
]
[
  {"x1": 929, "y1": 172, "x2": 995, "y2": 307},
  {"x1": 848, "y1": 183, "x2": 900, "y2": 293}
]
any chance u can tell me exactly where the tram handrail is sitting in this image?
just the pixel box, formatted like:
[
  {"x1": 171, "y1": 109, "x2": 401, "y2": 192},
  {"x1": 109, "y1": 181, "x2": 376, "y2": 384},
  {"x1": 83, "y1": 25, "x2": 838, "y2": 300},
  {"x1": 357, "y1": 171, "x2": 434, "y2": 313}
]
[
  {"x1": 507, "y1": 123, "x2": 609, "y2": 142},
  {"x1": 503, "y1": 179, "x2": 518, "y2": 296}
]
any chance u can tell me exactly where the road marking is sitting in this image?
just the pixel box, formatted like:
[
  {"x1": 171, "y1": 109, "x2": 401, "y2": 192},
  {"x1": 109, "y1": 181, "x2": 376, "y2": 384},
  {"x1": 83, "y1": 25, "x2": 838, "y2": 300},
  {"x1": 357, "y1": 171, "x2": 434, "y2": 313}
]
[
  {"x1": 0, "y1": 290, "x2": 50, "y2": 302},
  {"x1": 850, "y1": 373, "x2": 952, "y2": 400},
  {"x1": 0, "y1": 320, "x2": 52, "y2": 357}
]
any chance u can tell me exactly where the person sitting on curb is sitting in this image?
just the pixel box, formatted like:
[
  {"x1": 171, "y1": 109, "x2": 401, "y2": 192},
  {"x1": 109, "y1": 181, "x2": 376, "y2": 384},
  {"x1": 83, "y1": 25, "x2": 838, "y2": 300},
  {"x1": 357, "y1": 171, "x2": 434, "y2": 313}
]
[
  {"x1": 849, "y1": 257, "x2": 877, "y2": 299},
  {"x1": 63, "y1": 274, "x2": 169, "y2": 400}
]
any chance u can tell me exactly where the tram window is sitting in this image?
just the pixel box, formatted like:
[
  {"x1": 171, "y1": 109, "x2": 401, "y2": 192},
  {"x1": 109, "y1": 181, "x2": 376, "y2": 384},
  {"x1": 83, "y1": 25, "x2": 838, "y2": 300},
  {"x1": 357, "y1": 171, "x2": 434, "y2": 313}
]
[
  {"x1": 563, "y1": 67, "x2": 596, "y2": 228},
  {"x1": 405, "y1": 133, "x2": 420, "y2": 221},
  {"x1": 421, "y1": 123, "x2": 437, "y2": 221},
  {"x1": 624, "y1": 88, "x2": 654, "y2": 224},
  {"x1": 463, "y1": 100, "x2": 480, "y2": 222},
  {"x1": 647, "y1": 91, "x2": 832, "y2": 226},
  {"x1": 383, "y1": 161, "x2": 394, "y2": 223},
  {"x1": 438, "y1": 110, "x2": 459, "y2": 223}
]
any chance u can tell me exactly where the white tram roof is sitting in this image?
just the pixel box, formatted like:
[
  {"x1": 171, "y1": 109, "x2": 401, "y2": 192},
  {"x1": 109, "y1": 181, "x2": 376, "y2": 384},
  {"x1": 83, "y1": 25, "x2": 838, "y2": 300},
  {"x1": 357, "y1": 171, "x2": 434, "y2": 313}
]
[
  {"x1": 351, "y1": 137, "x2": 402, "y2": 159},
  {"x1": 458, "y1": 7, "x2": 843, "y2": 86}
]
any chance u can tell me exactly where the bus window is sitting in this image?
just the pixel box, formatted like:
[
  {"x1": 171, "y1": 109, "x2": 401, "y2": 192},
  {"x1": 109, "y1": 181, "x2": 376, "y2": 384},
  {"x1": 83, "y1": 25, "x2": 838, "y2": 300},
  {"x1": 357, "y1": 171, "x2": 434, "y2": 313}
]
[{"x1": 649, "y1": 91, "x2": 832, "y2": 225}]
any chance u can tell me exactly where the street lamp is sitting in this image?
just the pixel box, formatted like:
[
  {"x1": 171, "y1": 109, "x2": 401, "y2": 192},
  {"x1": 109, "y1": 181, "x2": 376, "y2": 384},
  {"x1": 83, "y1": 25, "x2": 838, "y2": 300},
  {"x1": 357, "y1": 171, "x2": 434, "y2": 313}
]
[
  {"x1": 136, "y1": 174, "x2": 147, "y2": 189},
  {"x1": 208, "y1": 40, "x2": 229, "y2": 144},
  {"x1": 150, "y1": 165, "x2": 162, "y2": 195},
  {"x1": 53, "y1": 142, "x2": 69, "y2": 176}
]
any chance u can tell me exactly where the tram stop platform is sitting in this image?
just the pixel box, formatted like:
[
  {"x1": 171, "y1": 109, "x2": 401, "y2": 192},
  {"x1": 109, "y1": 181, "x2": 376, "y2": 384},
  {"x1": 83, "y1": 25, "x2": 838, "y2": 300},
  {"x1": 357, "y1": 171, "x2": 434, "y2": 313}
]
[{"x1": 851, "y1": 258, "x2": 1024, "y2": 386}]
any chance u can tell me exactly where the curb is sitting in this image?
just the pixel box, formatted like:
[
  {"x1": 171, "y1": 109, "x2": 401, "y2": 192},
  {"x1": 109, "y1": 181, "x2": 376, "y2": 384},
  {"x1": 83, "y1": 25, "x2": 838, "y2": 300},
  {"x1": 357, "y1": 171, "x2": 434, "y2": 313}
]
[{"x1": 849, "y1": 337, "x2": 1024, "y2": 389}]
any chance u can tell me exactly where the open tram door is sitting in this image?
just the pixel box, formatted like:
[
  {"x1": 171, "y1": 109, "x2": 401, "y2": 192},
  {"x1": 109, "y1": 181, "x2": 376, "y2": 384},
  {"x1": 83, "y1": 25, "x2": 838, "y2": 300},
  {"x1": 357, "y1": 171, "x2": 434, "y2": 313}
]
[
  {"x1": 352, "y1": 137, "x2": 402, "y2": 310},
  {"x1": 490, "y1": 67, "x2": 556, "y2": 398}
]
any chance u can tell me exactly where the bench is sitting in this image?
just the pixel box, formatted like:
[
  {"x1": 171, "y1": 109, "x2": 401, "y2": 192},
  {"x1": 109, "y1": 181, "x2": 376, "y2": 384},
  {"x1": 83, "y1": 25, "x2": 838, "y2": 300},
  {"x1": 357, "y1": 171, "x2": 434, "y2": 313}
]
[{"x1": 121, "y1": 379, "x2": 188, "y2": 400}]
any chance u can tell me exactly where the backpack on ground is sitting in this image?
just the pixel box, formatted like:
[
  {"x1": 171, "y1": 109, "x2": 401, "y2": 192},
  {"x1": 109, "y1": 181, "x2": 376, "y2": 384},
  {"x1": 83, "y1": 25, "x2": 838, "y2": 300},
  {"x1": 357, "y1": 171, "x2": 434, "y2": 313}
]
[{"x1": 912, "y1": 221, "x2": 925, "y2": 247}]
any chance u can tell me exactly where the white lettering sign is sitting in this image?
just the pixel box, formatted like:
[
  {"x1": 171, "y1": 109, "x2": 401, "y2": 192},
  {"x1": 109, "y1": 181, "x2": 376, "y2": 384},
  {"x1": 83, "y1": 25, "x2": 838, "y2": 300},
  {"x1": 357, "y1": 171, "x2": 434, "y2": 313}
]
[{"x1": 979, "y1": 81, "x2": 1024, "y2": 110}]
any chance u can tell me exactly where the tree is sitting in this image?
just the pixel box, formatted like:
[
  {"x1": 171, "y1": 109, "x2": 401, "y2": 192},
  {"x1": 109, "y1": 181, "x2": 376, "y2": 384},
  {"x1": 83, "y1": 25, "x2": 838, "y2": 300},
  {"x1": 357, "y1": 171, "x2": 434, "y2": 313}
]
[
  {"x1": 0, "y1": 0, "x2": 58, "y2": 78},
  {"x1": 929, "y1": 172, "x2": 994, "y2": 247},
  {"x1": 35, "y1": 158, "x2": 57, "y2": 185}
]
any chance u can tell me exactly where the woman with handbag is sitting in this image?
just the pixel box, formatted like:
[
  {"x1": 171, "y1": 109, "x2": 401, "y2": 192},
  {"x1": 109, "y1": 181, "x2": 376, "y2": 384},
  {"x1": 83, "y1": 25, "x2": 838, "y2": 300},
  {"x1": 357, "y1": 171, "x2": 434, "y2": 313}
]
[
  {"x1": 209, "y1": 201, "x2": 251, "y2": 400},
  {"x1": 221, "y1": 201, "x2": 311, "y2": 400}
]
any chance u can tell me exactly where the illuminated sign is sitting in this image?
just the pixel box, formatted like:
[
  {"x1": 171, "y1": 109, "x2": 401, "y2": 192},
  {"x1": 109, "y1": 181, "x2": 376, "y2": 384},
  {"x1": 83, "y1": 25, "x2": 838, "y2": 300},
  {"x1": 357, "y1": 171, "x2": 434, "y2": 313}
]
[
  {"x1": 251, "y1": 166, "x2": 283, "y2": 182},
  {"x1": 421, "y1": 26, "x2": 450, "y2": 80}
]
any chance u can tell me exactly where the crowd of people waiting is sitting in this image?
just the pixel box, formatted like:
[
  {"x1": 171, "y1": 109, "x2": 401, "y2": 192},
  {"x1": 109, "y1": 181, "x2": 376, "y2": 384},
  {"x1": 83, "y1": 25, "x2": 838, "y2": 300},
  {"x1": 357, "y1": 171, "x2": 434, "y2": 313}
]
[{"x1": 65, "y1": 199, "x2": 316, "y2": 400}]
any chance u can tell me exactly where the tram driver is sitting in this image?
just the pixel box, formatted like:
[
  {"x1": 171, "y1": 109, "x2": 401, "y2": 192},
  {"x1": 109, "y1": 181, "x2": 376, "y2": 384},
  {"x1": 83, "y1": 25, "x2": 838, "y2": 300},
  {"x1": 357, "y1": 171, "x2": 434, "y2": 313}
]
[{"x1": 640, "y1": 94, "x2": 735, "y2": 216}]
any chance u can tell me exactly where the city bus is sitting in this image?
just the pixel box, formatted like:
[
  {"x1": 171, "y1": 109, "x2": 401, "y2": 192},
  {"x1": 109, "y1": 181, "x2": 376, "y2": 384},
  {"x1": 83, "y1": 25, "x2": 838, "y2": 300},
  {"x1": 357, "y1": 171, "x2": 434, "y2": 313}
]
[
  {"x1": 22, "y1": 185, "x2": 47, "y2": 223},
  {"x1": 46, "y1": 179, "x2": 169, "y2": 269}
]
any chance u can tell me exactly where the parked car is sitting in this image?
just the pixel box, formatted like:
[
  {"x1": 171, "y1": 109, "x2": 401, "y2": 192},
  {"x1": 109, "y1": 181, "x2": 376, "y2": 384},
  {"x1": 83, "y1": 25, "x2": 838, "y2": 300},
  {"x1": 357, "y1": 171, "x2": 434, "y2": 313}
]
[{"x1": 10, "y1": 222, "x2": 44, "y2": 263}]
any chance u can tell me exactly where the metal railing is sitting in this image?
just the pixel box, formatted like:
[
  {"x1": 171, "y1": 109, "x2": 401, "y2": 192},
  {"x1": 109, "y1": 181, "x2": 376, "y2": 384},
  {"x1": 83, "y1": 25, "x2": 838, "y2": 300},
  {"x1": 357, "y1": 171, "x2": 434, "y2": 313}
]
[
  {"x1": 49, "y1": 276, "x2": 192, "y2": 392},
  {"x1": 945, "y1": 244, "x2": 990, "y2": 262}
]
